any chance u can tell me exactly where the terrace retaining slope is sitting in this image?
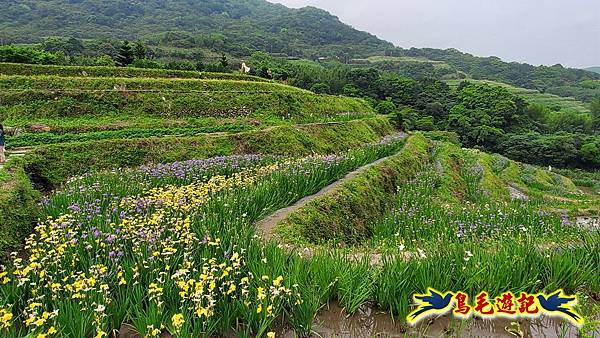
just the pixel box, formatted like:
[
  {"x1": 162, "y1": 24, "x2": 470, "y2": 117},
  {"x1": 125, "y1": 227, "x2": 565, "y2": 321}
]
[{"x1": 256, "y1": 132, "x2": 407, "y2": 240}]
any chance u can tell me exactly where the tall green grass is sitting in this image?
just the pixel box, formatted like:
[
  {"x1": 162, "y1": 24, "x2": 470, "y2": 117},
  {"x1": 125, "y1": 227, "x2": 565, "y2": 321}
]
[{"x1": 0, "y1": 75, "x2": 373, "y2": 129}]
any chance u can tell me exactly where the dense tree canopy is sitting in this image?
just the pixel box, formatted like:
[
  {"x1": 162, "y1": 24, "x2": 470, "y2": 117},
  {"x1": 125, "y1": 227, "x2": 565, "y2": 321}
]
[
  {"x1": 0, "y1": 0, "x2": 391, "y2": 59},
  {"x1": 0, "y1": 45, "x2": 59, "y2": 64},
  {"x1": 447, "y1": 83, "x2": 528, "y2": 148}
]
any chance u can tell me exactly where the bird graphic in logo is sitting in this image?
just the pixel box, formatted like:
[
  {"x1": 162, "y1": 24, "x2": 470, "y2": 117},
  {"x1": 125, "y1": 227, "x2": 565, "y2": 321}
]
[
  {"x1": 537, "y1": 290, "x2": 583, "y2": 326},
  {"x1": 407, "y1": 288, "x2": 454, "y2": 325}
]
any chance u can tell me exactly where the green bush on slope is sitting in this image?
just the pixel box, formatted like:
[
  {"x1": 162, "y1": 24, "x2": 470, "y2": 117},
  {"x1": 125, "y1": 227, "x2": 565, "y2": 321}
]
[{"x1": 0, "y1": 158, "x2": 40, "y2": 254}]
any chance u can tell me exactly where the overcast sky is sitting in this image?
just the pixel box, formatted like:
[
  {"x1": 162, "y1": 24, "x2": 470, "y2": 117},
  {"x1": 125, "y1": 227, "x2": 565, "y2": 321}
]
[{"x1": 269, "y1": 0, "x2": 600, "y2": 69}]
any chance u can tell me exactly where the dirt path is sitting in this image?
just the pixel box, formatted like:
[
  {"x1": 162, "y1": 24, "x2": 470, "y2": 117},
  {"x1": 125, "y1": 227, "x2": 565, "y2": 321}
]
[{"x1": 256, "y1": 133, "x2": 407, "y2": 240}]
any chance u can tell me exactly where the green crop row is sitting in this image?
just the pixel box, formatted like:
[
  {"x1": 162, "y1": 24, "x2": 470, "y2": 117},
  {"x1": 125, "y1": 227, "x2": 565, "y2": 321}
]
[
  {"x1": 0, "y1": 74, "x2": 295, "y2": 91},
  {"x1": 279, "y1": 133, "x2": 432, "y2": 244},
  {"x1": 0, "y1": 76, "x2": 373, "y2": 126},
  {"x1": 277, "y1": 133, "x2": 599, "y2": 246},
  {"x1": 22, "y1": 116, "x2": 394, "y2": 187},
  {"x1": 6, "y1": 125, "x2": 250, "y2": 149},
  {"x1": 0, "y1": 62, "x2": 269, "y2": 82}
]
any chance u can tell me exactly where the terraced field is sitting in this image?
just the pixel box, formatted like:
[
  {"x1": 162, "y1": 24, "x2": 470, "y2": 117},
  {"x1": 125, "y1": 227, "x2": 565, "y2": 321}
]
[
  {"x1": 0, "y1": 63, "x2": 599, "y2": 337},
  {"x1": 0, "y1": 65, "x2": 373, "y2": 138}
]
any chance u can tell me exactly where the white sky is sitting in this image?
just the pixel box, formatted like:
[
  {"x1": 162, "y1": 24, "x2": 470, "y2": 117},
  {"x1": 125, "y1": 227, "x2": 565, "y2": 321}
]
[{"x1": 269, "y1": 0, "x2": 600, "y2": 68}]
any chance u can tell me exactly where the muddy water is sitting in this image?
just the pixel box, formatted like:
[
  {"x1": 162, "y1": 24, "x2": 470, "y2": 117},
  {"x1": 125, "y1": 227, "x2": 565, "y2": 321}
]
[{"x1": 281, "y1": 301, "x2": 600, "y2": 338}]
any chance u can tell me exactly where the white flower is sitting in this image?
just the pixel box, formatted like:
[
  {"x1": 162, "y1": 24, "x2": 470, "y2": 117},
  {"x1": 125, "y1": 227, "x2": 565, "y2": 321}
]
[
  {"x1": 398, "y1": 244, "x2": 405, "y2": 251},
  {"x1": 417, "y1": 248, "x2": 427, "y2": 258}
]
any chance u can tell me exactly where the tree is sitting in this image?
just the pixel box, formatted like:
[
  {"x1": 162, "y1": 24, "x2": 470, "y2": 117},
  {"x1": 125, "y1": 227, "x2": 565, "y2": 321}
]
[
  {"x1": 591, "y1": 98, "x2": 600, "y2": 129},
  {"x1": 447, "y1": 83, "x2": 528, "y2": 148},
  {"x1": 115, "y1": 41, "x2": 134, "y2": 66},
  {"x1": 375, "y1": 100, "x2": 396, "y2": 115},
  {"x1": 66, "y1": 37, "x2": 85, "y2": 55},
  {"x1": 0, "y1": 45, "x2": 59, "y2": 65},
  {"x1": 220, "y1": 54, "x2": 229, "y2": 69},
  {"x1": 376, "y1": 74, "x2": 416, "y2": 105},
  {"x1": 398, "y1": 107, "x2": 419, "y2": 131},
  {"x1": 415, "y1": 116, "x2": 436, "y2": 131},
  {"x1": 133, "y1": 41, "x2": 147, "y2": 60},
  {"x1": 581, "y1": 142, "x2": 600, "y2": 166},
  {"x1": 346, "y1": 68, "x2": 380, "y2": 98},
  {"x1": 342, "y1": 84, "x2": 361, "y2": 97},
  {"x1": 310, "y1": 83, "x2": 330, "y2": 94},
  {"x1": 94, "y1": 55, "x2": 116, "y2": 67}
]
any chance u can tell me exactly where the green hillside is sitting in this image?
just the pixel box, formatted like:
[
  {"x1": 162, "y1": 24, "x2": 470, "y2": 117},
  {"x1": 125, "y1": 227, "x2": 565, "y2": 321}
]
[
  {"x1": 0, "y1": 0, "x2": 392, "y2": 58},
  {"x1": 0, "y1": 3, "x2": 599, "y2": 337},
  {"x1": 1, "y1": 0, "x2": 598, "y2": 99},
  {"x1": 0, "y1": 63, "x2": 374, "y2": 137}
]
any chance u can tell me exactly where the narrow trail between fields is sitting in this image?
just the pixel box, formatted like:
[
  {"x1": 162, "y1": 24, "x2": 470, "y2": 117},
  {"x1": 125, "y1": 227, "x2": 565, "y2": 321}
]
[{"x1": 256, "y1": 133, "x2": 407, "y2": 241}]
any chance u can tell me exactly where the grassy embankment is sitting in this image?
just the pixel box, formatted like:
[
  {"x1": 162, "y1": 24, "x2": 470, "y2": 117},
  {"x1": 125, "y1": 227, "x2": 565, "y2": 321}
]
[
  {"x1": 0, "y1": 73, "x2": 373, "y2": 140},
  {"x1": 0, "y1": 62, "x2": 385, "y2": 254},
  {"x1": 0, "y1": 115, "x2": 394, "y2": 253},
  {"x1": 0, "y1": 62, "x2": 270, "y2": 81},
  {"x1": 274, "y1": 133, "x2": 599, "y2": 319}
]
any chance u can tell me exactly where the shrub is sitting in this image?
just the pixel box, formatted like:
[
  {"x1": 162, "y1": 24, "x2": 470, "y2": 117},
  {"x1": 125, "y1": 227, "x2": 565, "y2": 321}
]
[
  {"x1": 375, "y1": 100, "x2": 396, "y2": 115},
  {"x1": 0, "y1": 45, "x2": 60, "y2": 65},
  {"x1": 310, "y1": 83, "x2": 330, "y2": 94}
]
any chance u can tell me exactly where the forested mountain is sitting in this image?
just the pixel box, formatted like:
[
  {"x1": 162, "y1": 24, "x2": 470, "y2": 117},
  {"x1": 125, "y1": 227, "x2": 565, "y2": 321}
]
[
  {"x1": 394, "y1": 48, "x2": 600, "y2": 93},
  {"x1": 1, "y1": 0, "x2": 598, "y2": 96},
  {"x1": 0, "y1": 0, "x2": 392, "y2": 58}
]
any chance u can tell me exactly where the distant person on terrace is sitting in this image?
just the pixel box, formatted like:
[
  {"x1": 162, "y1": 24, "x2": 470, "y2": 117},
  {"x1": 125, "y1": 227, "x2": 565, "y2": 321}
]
[{"x1": 0, "y1": 124, "x2": 5, "y2": 164}]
